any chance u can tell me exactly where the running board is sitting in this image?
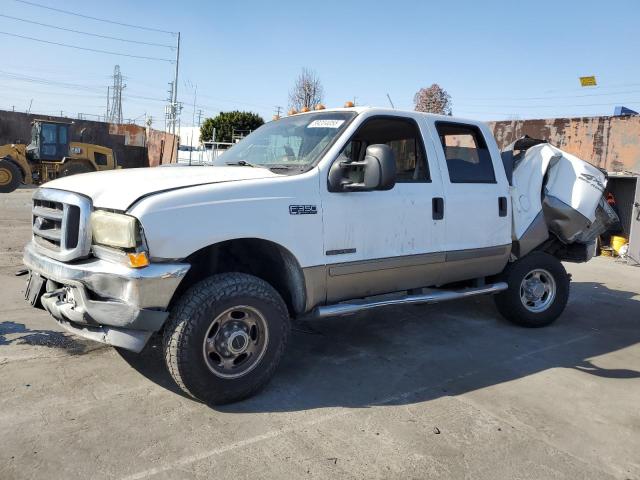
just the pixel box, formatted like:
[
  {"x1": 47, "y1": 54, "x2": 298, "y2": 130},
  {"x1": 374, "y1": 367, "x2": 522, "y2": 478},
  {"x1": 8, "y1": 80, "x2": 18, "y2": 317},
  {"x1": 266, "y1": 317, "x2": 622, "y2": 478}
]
[{"x1": 311, "y1": 282, "x2": 508, "y2": 319}]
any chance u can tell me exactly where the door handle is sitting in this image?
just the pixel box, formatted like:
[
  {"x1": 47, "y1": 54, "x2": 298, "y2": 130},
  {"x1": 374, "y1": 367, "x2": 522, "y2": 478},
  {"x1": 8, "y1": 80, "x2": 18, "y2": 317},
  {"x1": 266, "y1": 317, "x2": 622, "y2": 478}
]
[
  {"x1": 432, "y1": 197, "x2": 444, "y2": 220},
  {"x1": 498, "y1": 197, "x2": 508, "y2": 217}
]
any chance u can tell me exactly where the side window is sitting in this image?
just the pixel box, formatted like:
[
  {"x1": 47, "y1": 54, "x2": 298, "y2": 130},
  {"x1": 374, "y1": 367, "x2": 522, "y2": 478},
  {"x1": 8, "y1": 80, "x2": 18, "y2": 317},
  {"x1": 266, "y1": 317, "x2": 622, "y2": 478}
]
[
  {"x1": 436, "y1": 122, "x2": 495, "y2": 183},
  {"x1": 58, "y1": 126, "x2": 67, "y2": 145},
  {"x1": 41, "y1": 124, "x2": 57, "y2": 144},
  {"x1": 94, "y1": 152, "x2": 108, "y2": 166},
  {"x1": 339, "y1": 117, "x2": 430, "y2": 182}
]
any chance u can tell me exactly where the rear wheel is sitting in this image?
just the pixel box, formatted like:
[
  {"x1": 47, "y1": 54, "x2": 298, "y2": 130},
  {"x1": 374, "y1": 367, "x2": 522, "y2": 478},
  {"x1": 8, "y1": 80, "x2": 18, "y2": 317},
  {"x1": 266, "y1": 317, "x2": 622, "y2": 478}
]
[
  {"x1": 163, "y1": 273, "x2": 290, "y2": 404},
  {"x1": 494, "y1": 251, "x2": 570, "y2": 327},
  {"x1": 0, "y1": 158, "x2": 22, "y2": 193},
  {"x1": 59, "y1": 162, "x2": 93, "y2": 177}
]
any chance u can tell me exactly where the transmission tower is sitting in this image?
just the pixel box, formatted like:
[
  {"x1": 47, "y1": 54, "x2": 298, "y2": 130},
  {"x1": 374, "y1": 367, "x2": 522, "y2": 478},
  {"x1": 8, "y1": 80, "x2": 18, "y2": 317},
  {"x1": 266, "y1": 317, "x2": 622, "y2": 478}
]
[{"x1": 106, "y1": 65, "x2": 126, "y2": 124}]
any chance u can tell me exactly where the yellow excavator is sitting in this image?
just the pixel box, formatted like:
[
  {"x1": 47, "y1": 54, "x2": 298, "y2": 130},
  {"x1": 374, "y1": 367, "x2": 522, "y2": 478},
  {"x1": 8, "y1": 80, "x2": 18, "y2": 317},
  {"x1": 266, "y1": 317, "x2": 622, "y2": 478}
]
[{"x1": 0, "y1": 119, "x2": 118, "y2": 193}]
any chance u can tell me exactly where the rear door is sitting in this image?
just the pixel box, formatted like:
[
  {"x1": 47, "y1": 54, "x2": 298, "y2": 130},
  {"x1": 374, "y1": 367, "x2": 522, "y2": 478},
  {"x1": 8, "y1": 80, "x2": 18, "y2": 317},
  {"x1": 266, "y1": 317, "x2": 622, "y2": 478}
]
[{"x1": 427, "y1": 120, "x2": 512, "y2": 283}]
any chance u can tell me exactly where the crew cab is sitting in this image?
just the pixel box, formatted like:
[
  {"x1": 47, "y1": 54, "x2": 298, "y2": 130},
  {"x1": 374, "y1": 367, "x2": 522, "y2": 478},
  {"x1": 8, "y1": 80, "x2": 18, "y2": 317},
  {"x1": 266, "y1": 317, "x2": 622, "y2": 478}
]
[{"x1": 22, "y1": 107, "x2": 615, "y2": 404}]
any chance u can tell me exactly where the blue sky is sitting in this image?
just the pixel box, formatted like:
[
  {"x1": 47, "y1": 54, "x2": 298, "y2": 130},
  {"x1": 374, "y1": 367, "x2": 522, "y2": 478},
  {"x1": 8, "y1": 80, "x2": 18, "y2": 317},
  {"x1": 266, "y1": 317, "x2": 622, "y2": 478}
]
[{"x1": 1, "y1": 0, "x2": 638, "y2": 126}]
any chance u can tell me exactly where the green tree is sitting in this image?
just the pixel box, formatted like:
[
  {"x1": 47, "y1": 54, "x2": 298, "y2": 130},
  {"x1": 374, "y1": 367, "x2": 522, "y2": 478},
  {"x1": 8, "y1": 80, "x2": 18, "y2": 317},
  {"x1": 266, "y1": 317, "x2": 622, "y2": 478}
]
[{"x1": 200, "y1": 111, "x2": 264, "y2": 143}]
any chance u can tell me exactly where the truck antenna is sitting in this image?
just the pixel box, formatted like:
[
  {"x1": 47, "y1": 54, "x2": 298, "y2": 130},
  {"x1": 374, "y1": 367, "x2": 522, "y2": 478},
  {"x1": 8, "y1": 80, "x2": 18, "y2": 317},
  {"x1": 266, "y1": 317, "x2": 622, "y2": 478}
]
[{"x1": 386, "y1": 93, "x2": 395, "y2": 109}]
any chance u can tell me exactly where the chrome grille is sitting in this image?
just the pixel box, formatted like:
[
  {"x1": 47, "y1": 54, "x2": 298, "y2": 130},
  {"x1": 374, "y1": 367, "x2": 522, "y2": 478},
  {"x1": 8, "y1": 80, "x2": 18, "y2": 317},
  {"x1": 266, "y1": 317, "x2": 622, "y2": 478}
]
[{"x1": 32, "y1": 188, "x2": 92, "y2": 262}]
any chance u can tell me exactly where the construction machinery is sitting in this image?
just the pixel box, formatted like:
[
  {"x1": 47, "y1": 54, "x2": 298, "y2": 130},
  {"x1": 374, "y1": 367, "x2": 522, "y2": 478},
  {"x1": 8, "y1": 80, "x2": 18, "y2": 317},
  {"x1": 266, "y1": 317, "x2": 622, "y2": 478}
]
[{"x1": 0, "y1": 120, "x2": 117, "y2": 193}]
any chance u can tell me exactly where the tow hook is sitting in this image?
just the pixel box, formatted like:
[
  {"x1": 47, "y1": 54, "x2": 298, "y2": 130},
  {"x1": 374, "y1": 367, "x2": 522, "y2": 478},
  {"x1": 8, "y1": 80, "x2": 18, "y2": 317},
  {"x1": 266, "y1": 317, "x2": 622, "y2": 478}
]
[{"x1": 42, "y1": 287, "x2": 68, "y2": 303}]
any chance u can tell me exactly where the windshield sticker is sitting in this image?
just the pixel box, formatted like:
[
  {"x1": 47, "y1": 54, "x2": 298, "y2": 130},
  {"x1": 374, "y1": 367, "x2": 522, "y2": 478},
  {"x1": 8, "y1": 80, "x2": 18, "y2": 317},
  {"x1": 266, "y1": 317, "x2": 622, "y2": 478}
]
[{"x1": 307, "y1": 119, "x2": 345, "y2": 129}]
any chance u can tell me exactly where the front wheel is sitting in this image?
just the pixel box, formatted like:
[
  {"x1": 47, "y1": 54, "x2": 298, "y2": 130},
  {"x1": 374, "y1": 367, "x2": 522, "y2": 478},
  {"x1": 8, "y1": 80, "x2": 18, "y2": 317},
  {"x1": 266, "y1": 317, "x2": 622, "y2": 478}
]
[
  {"x1": 0, "y1": 158, "x2": 22, "y2": 193},
  {"x1": 163, "y1": 273, "x2": 290, "y2": 404},
  {"x1": 494, "y1": 251, "x2": 570, "y2": 327}
]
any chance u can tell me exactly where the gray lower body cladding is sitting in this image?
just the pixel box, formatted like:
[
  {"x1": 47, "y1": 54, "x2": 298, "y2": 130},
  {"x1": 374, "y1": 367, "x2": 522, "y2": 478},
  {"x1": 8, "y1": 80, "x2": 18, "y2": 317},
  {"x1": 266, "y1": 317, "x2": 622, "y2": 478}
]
[{"x1": 303, "y1": 245, "x2": 511, "y2": 308}]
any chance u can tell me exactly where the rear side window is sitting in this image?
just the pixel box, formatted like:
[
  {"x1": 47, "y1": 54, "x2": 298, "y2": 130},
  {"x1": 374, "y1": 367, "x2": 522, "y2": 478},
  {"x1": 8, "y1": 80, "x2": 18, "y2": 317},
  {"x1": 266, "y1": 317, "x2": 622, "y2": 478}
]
[{"x1": 436, "y1": 122, "x2": 495, "y2": 183}]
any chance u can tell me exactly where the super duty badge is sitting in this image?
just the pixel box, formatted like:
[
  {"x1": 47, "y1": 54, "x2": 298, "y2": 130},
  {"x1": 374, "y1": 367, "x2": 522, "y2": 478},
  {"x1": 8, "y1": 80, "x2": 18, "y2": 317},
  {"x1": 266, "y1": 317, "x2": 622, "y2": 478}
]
[{"x1": 289, "y1": 205, "x2": 317, "y2": 215}]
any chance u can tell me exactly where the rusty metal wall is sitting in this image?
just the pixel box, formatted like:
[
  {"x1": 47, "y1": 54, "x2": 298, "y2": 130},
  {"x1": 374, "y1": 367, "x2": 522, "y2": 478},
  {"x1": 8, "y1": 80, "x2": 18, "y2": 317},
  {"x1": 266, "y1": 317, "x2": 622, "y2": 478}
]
[
  {"x1": 0, "y1": 110, "x2": 177, "y2": 168},
  {"x1": 108, "y1": 123, "x2": 146, "y2": 148},
  {"x1": 489, "y1": 115, "x2": 640, "y2": 173},
  {"x1": 146, "y1": 127, "x2": 178, "y2": 167}
]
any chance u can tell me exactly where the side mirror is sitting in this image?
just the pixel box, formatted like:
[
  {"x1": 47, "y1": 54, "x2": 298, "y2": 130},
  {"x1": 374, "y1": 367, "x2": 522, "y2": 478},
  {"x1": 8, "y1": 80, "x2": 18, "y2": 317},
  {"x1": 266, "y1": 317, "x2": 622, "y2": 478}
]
[{"x1": 328, "y1": 144, "x2": 396, "y2": 192}]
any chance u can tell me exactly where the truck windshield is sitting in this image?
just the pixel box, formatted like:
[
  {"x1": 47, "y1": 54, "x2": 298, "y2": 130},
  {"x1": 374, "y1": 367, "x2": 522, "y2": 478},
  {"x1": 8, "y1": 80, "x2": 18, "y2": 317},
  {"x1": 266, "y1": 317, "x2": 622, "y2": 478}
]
[{"x1": 213, "y1": 111, "x2": 355, "y2": 172}]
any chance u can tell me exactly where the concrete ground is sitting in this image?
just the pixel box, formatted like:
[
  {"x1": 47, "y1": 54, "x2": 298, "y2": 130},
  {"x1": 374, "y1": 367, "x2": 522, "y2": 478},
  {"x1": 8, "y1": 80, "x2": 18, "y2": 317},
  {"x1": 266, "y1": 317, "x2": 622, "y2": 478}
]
[{"x1": 1, "y1": 187, "x2": 639, "y2": 480}]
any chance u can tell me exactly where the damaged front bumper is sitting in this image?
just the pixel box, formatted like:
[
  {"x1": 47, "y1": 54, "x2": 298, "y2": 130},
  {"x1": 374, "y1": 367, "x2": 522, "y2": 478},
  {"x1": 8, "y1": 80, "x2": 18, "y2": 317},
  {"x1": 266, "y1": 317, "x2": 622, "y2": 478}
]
[{"x1": 23, "y1": 242, "x2": 190, "y2": 352}]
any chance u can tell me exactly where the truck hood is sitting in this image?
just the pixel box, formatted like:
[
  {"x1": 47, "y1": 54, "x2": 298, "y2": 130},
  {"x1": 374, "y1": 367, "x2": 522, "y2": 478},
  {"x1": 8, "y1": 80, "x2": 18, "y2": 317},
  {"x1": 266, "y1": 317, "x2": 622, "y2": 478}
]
[{"x1": 44, "y1": 165, "x2": 281, "y2": 210}]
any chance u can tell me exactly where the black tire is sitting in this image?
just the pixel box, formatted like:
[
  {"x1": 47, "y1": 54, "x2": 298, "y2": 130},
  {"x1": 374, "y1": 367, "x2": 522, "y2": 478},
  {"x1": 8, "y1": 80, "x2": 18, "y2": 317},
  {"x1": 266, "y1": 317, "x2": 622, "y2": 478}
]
[
  {"x1": 0, "y1": 158, "x2": 22, "y2": 193},
  {"x1": 59, "y1": 162, "x2": 93, "y2": 177},
  {"x1": 163, "y1": 273, "x2": 290, "y2": 404},
  {"x1": 494, "y1": 251, "x2": 570, "y2": 328}
]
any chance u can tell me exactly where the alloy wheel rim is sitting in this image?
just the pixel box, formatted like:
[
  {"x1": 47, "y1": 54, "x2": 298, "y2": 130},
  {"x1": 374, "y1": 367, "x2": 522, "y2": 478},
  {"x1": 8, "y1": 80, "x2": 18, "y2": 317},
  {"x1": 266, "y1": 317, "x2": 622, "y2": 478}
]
[
  {"x1": 520, "y1": 268, "x2": 556, "y2": 313},
  {"x1": 202, "y1": 305, "x2": 269, "y2": 379}
]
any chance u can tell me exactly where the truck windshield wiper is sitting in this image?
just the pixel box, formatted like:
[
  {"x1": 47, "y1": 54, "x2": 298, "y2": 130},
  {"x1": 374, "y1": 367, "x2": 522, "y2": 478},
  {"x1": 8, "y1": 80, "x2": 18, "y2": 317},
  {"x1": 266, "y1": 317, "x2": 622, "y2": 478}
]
[
  {"x1": 225, "y1": 160, "x2": 261, "y2": 168},
  {"x1": 267, "y1": 164, "x2": 306, "y2": 171}
]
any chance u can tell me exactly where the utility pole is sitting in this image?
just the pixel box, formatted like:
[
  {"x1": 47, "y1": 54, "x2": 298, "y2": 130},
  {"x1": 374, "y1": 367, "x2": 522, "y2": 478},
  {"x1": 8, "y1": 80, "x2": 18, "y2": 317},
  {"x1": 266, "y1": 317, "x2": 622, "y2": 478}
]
[
  {"x1": 196, "y1": 109, "x2": 203, "y2": 127},
  {"x1": 164, "y1": 32, "x2": 181, "y2": 135},
  {"x1": 189, "y1": 84, "x2": 198, "y2": 165},
  {"x1": 273, "y1": 106, "x2": 282, "y2": 120},
  {"x1": 165, "y1": 81, "x2": 174, "y2": 132},
  {"x1": 171, "y1": 32, "x2": 181, "y2": 135},
  {"x1": 191, "y1": 84, "x2": 198, "y2": 127}
]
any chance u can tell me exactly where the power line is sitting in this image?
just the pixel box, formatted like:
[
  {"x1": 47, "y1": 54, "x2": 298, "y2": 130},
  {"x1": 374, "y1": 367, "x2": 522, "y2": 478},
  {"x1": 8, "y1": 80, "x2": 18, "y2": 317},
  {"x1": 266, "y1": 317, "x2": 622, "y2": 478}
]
[
  {"x1": 0, "y1": 14, "x2": 176, "y2": 48},
  {"x1": 0, "y1": 83, "x2": 103, "y2": 99},
  {"x1": 12, "y1": 0, "x2": 176, "y2": 35},
  {"x1": 0, "y1": 69, "x2": 271, "y2": 116},
  {"x1": 458, "y1": 89, "x2": 640, "y2": 103},
  {"x1": 0, "y1": 69, "x2": 104, "y2": 92},
  {"x1": 457, "y1": 100, "x2": 640, "y2": 109},
  {"x1": 0, "y1": 31, "x2": 174, "y2": 62},
  {"x1": 0, "y1": 70, "x2": 209, "y2": 108}
]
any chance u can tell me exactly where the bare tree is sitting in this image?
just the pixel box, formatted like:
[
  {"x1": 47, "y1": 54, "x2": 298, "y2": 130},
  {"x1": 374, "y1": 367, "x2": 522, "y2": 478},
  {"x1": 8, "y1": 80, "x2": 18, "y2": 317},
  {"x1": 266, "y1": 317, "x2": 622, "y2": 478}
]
[
  {"x1": 288, "y1": 68, "x2": 324, "y2": 111},
  {"x1": 414, "y1": 84, "x2": 452, "y2": 115}
]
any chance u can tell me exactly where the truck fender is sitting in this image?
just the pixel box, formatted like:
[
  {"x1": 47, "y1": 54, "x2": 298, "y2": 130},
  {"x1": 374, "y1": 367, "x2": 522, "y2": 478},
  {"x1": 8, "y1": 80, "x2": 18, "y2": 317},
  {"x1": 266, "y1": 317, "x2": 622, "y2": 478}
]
[{"x1": 173, "y1": 238, "x2": 310, "y2": 316}]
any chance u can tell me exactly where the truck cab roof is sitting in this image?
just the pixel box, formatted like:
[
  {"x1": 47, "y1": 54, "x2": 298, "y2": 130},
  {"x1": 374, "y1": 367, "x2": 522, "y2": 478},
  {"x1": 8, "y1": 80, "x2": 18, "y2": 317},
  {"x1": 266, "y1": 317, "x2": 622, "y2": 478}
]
[{"x1": 285, "y1": 106, "x2": 484, "y2": 126}]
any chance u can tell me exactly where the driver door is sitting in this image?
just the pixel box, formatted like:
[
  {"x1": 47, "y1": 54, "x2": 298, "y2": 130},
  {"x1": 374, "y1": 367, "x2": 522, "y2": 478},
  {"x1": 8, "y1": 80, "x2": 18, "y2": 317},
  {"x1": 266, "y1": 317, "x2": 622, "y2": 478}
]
[{"x1": 320, "y1": 115, "x2": 445, "y2": 303}]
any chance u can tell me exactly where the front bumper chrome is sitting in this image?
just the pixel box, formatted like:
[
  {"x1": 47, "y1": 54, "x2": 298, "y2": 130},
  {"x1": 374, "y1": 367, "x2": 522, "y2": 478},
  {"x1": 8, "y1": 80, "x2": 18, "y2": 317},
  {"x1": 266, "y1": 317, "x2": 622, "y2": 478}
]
[{"x1": 23, "y1": 242, "x2": 190, "y2": 352}]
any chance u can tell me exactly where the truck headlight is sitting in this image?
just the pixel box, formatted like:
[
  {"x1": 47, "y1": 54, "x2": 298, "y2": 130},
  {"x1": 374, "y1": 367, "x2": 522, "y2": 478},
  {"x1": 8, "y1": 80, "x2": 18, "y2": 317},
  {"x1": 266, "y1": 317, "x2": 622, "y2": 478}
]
[{"x1": 90, "y1": 210, "x2": 139, "y2": 249}]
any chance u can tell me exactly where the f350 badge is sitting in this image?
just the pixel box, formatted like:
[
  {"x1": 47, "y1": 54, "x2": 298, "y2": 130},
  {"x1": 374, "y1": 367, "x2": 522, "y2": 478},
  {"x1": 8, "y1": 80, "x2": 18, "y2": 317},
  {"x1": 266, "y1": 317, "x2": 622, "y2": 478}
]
[{"x1": 289, "y1": 205, "x2": 317, "y2": 215}]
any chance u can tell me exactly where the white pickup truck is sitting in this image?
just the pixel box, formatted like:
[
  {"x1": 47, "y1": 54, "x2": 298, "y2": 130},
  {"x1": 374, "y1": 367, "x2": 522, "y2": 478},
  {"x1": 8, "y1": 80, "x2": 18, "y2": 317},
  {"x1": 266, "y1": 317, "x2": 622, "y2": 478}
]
[{"x1": 23, "y1": 107, "x2": 615, "y2": 404}]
